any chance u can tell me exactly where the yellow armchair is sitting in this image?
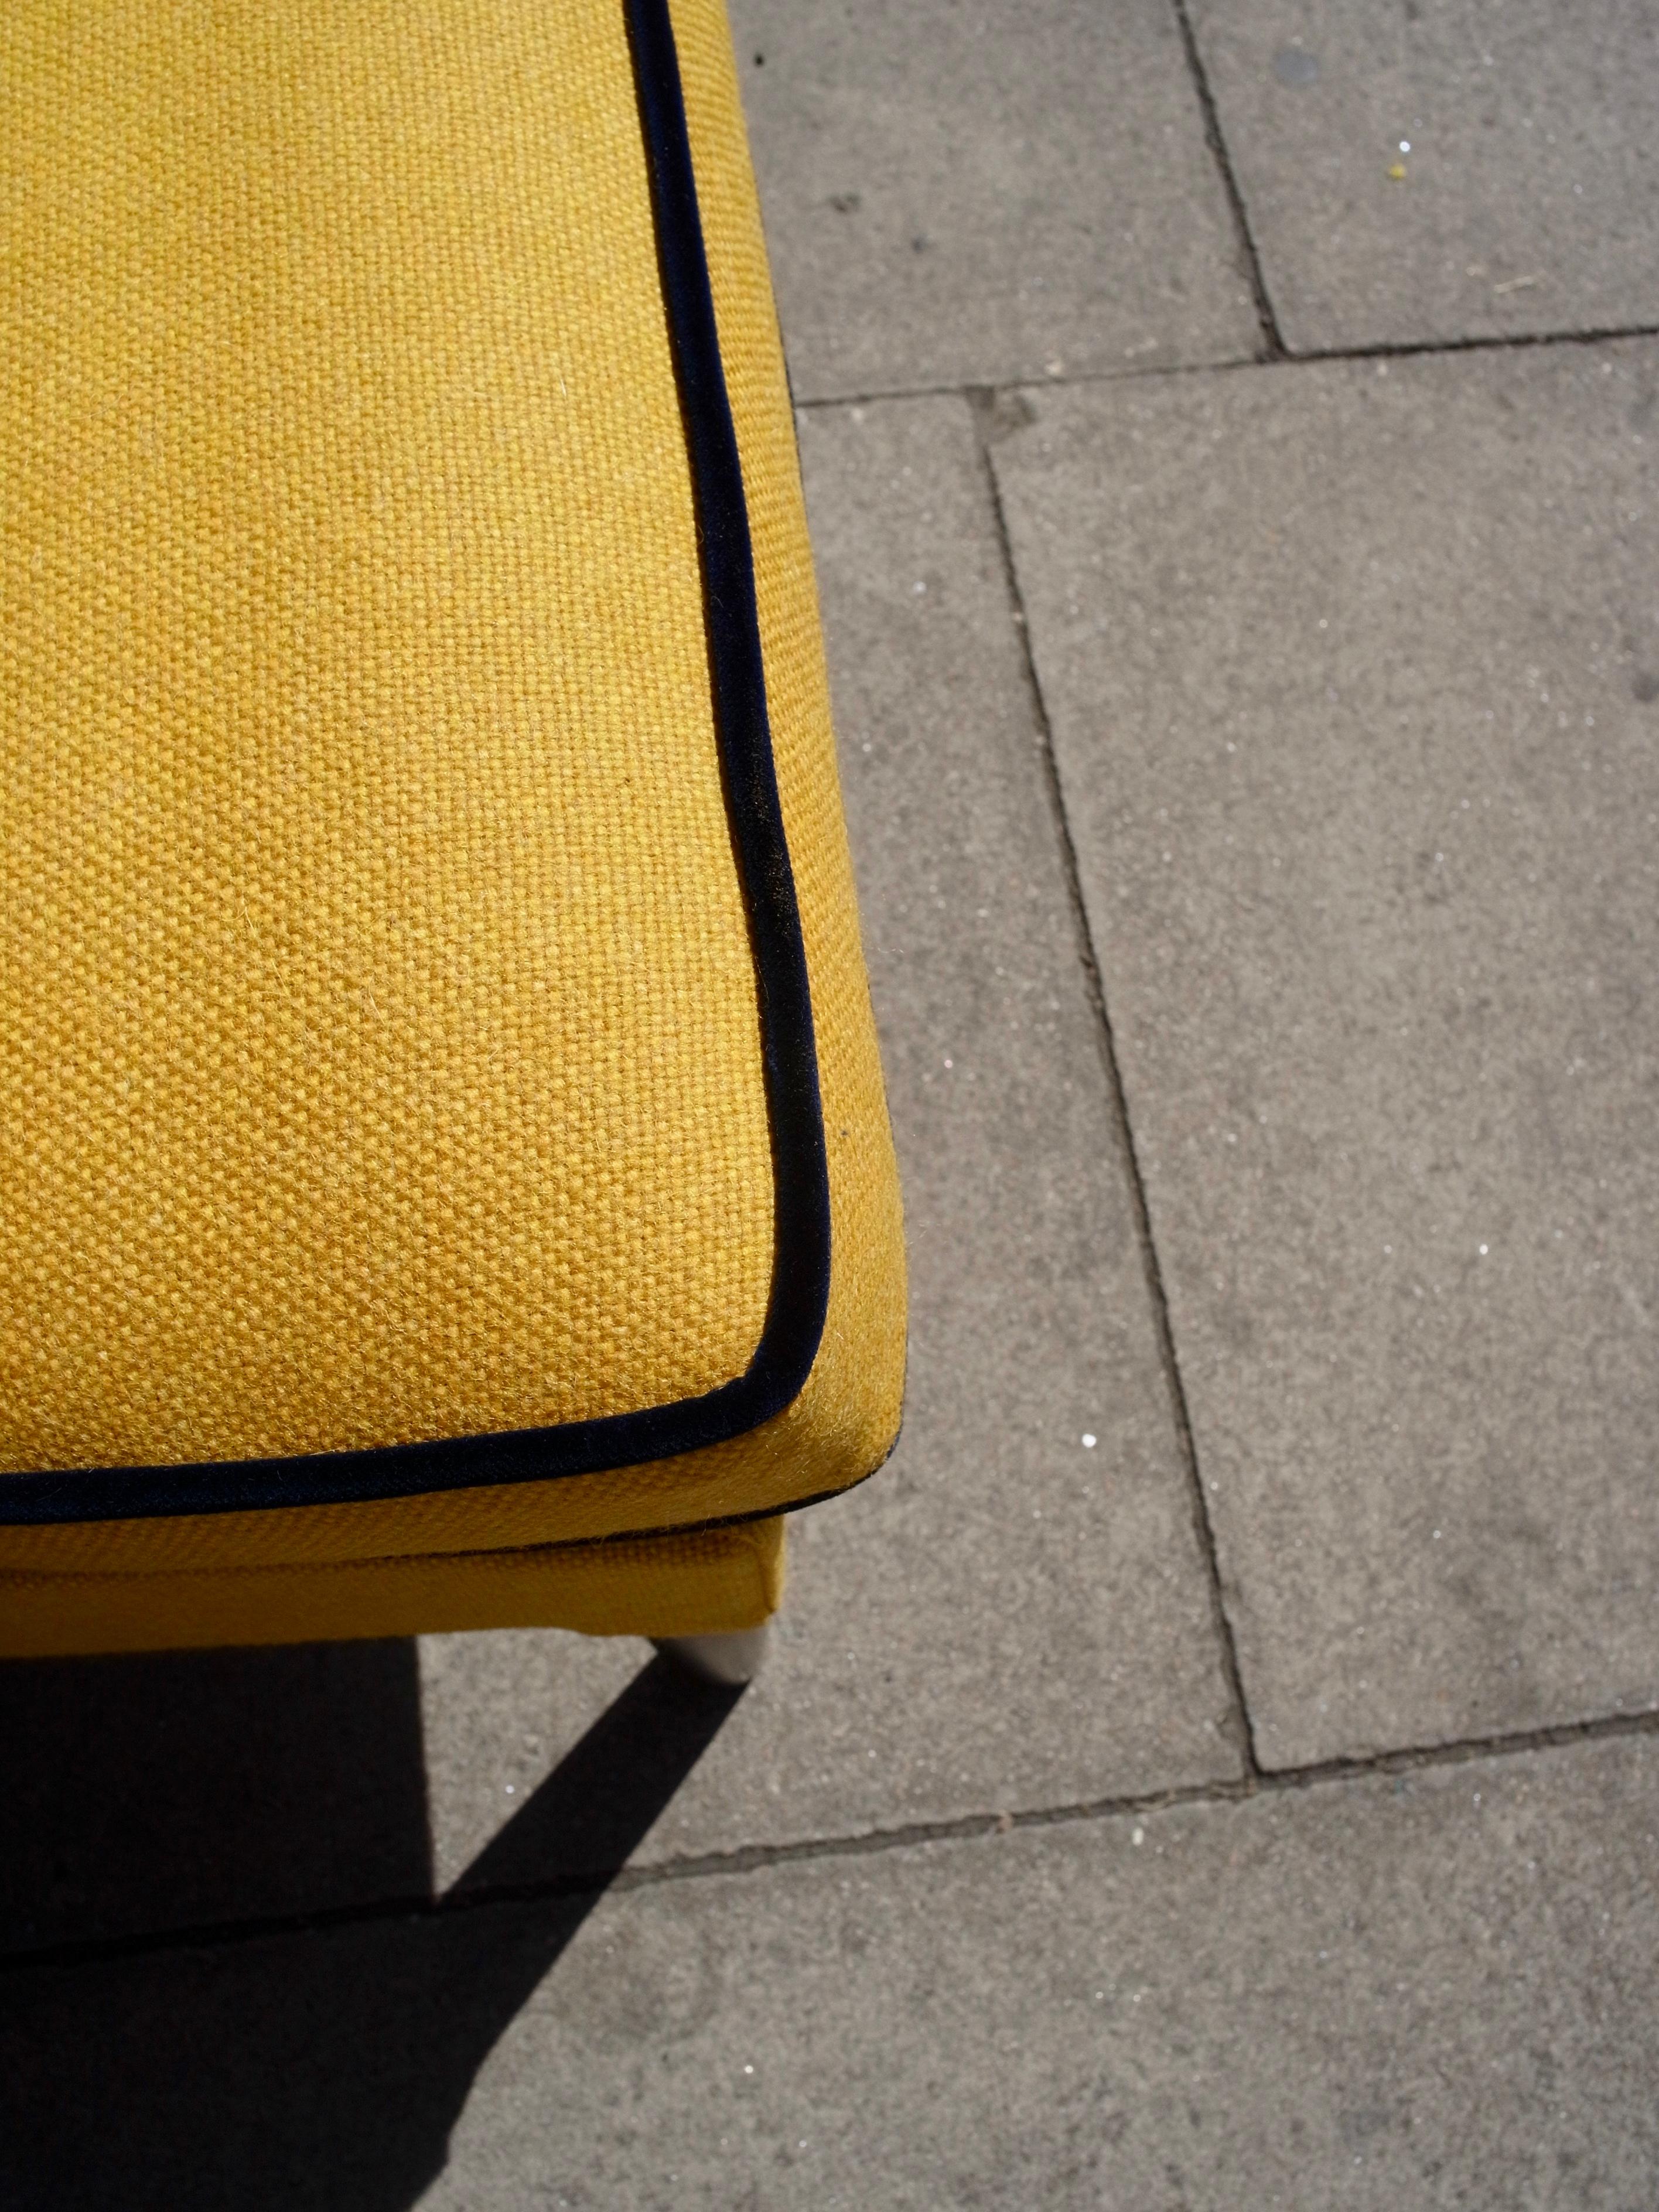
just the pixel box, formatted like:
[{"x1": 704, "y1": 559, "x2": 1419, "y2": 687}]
[{"x1": 0, "y1": 0, "x2": 905, "y2": 1663}]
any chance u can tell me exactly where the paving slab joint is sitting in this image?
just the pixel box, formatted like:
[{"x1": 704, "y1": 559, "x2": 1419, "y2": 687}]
[
  {"x1": 793, "y1": 323, "x2": 1659, "y2": 417},
  {"x1": 1295, "y1": 321, "x2": 1659, "y2": 368},
  {"x1": 1165, "y1": 0, "x2": 1284, "y2": 362},
  {"x1": 966, "y1": 385, "x2": 1263, "y2": 1779},
  {"x1": 13, "y1": 1702, "x2": 1657, "y2": 1983}
]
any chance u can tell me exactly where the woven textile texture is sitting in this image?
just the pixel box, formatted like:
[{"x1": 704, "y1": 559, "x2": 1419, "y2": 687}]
[
  {"x1": 0, "y1": 1518, "x2": 786, "y2": 1657},
  {"x1": 0, "y1": 0, "x2": 904, "y2": 1591}
]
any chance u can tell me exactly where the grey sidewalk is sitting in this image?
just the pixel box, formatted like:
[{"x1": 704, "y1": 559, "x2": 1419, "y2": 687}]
[{"x1": 4, "y1": 4, "x2": 1657, "y2": 2206}]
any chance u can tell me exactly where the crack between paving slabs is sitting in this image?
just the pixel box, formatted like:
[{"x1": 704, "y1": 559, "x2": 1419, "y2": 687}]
[
  {"x1": 7, "y1": 1702, "x2": 1656, "y2": 1981},
  {"x1": 790, "y1": 319, "x2": 1659, "y2": 418},
  {"x1": 964, "y1": 382, "x2": 1263, "y2": 1779}
]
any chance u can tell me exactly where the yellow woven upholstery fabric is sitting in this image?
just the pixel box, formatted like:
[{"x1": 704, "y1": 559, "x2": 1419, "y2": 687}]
[
  {"x1": 0, "y1": 0, "x2": 904, "y2": 1639},
  {"x1": 0, "y1": 1520, "x2": 786, "y2": 1659}
]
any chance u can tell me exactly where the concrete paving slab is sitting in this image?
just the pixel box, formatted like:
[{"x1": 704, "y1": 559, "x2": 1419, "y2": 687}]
[
  {"x1": 726, "y1": 0, "x2": 1259, "y2": 400},
  {"x1": 417, "y1": 394, "x2": 1237, "y2": 1890},
  {"x1": 989, "y1": 340, "x2": 1659, "y2": 1767},
  {"x1": 1188, "y1": 0, "x2": 1659, "y2": 353},
  {"x1": 9, "y1": 1730, "x2": 1653, "y2": 2207},
  {"x1": 425, "y1": 1733, "x2": 1659, "y2": 2211}
]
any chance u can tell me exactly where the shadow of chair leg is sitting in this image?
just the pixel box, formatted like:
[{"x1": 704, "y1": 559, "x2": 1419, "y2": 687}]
[{"x1": 1, "y1": 1651, "x2": 748, "y2": 2212}]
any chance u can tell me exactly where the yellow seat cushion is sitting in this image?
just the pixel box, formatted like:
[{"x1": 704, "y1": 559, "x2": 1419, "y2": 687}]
[{"x1": 0, "y1": 0, "x2": 904, "y2": 1627}]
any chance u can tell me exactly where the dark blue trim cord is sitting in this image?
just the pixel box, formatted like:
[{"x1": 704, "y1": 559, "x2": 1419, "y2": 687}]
[{"x1": 0, "y1": 0, "x2": 831, "y2": 1528}]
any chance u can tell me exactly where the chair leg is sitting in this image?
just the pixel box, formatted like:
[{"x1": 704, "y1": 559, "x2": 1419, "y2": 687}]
[{"x1": 651, "y1": 1624, "x2": 770, "y2": 1686}]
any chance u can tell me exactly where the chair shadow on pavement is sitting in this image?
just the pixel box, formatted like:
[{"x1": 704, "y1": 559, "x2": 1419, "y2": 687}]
[{"x1": 0, "y1": 1637, "x2": 742, "y2": 2211}]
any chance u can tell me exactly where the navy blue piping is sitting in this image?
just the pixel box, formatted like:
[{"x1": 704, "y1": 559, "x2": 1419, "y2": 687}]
[{"x1": 0, "y1": 0, "x2": 831, "y2": 1528}]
